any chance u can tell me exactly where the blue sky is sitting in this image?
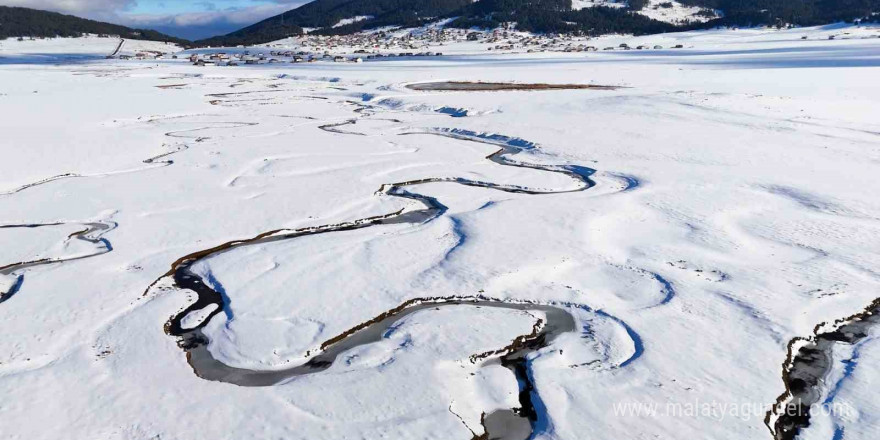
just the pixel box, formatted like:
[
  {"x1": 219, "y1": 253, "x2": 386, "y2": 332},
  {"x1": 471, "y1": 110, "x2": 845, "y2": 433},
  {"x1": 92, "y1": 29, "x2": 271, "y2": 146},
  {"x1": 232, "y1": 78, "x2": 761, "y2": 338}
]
[{"x1": 0, "y1": 0, "x2": 311, "y2": 39}]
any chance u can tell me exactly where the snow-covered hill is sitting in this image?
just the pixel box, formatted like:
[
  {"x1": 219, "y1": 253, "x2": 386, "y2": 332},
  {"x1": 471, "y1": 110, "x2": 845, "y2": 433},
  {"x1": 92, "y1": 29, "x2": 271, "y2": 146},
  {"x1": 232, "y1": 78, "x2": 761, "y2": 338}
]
[{"x1": 573, "y1": 0, "x2": 720, "y2": 24}]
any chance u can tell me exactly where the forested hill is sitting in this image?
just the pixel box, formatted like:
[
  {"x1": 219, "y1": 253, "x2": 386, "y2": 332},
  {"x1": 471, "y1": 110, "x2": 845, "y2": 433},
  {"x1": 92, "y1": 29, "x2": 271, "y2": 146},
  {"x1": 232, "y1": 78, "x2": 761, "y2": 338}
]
[
  {"x1": 681, "y1": 0, "x2": 880, "y2": 27},
  {"x1": 198, "y1": 0, "x2": 879, "y2": 47},
  {"x1": 196, "y1": 0, "x2": 473, "y2": 47},
  {"x1": 5, "y1": 0, "x2": 875, "y2": 48},
  {"x1": 197, "y1": 0, "x2": 675, "y2": 46},
  {"x1": 0, "y1": 6, "x2": 187, "y2": 44},
  {"x1": 448, "y1": 0, "x2": 675, "y2": 35}
]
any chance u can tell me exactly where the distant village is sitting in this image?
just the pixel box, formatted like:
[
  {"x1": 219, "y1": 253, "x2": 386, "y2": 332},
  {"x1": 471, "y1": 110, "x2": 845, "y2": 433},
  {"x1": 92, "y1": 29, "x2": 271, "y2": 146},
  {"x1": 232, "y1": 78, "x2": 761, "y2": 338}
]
[
  {"x1": 96, "y1": 24, "x2": 880, "y2": 65},
  {"x1": 177, "y1": 27, "x2": 691, "y2": 66}
]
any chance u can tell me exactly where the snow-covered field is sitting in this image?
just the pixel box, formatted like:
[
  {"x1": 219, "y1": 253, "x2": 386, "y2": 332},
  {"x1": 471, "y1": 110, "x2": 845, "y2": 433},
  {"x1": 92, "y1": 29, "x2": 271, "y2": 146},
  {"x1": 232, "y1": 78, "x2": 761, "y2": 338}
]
[{"x1": 1, "y1": 24, "x2": 879, "y2": 440}]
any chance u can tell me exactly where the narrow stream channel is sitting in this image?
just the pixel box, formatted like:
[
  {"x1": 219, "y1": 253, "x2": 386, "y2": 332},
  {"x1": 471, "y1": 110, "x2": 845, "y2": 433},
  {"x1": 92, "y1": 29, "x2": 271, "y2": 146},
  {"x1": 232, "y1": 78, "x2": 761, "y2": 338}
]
[
  {"x1": 0, "y1": 221, "x2": 115, "y2": 303},
  {"x1": 151, "y1": 90, "x2": 599, "y2": 439},
  {"x1": 767, "y1": 297, "x2": 880, "y2": 440}
]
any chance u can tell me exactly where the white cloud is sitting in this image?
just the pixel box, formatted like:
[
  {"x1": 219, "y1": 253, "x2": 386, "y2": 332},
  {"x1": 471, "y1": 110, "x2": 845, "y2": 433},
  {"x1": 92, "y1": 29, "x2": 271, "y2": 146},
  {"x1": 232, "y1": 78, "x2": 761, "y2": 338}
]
[
  {"x1": 0, "y1": 0, "x2": 136, "y2": 15},
  {"x1": 125, "y1": 4, "x2": 294, "y2": 28}
]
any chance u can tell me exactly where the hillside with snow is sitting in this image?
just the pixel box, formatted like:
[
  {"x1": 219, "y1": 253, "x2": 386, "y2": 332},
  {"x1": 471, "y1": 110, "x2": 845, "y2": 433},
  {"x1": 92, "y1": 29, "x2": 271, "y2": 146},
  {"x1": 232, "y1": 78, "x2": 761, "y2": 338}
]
[
  {"x1": 198, "y1": 0, "x2": 880, "y2": 46},
  {"x1": 574, "y1": 0, "x2": 720, "y2": 24}
]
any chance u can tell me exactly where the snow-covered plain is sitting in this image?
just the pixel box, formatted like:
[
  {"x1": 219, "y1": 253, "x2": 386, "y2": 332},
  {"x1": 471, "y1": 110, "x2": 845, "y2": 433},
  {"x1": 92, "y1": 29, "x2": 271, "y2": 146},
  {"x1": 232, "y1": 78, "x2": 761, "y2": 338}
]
[{"x1": 1, "y1": 24, "x2": 880, "y2": 440}]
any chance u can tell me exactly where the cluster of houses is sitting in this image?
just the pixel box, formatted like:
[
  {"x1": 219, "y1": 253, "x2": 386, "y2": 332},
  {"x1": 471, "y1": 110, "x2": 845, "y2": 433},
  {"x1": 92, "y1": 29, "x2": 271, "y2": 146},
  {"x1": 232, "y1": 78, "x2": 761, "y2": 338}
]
[
  {"x1": 488, "y1": 39, "x2": 683, "y2": 52},
  {"x1": 476, "y1": 30, "x2": 687, "y2": 52},
  {"x1": 259, "y1": 27, "x2": 686, "y2": 57},
  {"x1": 188, "y1": 51, "x2": 352, "y2": 66},
  {"x1": 187, "y1": 52, "x2": 311, "y2": 66},
  {"x1": 607, "y1": 43, "x2": 684, "y2": 50},
  {"x1": 117, "y1": 51, "x2": 167, "y2": 60},
  {"x1": 177, "y1": 24, "x2": 700, "y2": 67},
  {"x1": 167, "y1": 25, "x2": 701, "y2": 67},
  {"x1": 186, "y1": 47, "x2": 446, "y2": 66},
  {"x1": 241, "y1": 26, "x2": 507, "y2": 55},
  {"x1": 292, "y1": 27, "x2": 466, "y2": 53}
]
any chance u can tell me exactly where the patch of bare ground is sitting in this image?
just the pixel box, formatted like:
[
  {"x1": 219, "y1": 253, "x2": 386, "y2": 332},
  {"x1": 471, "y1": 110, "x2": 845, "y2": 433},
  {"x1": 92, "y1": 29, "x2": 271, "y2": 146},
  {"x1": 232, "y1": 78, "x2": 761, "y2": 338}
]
[{"x1": 406, "y1": 81, "x2": 621, "y2": 92}]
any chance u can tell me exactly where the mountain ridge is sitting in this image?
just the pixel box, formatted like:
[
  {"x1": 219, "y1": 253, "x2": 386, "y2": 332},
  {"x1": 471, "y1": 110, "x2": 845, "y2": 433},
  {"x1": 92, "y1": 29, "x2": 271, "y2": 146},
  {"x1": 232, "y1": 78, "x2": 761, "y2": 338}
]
[
  {"x1": 196, "y1": 0, "x2": 879, "y2": 46},
  {"x1": 3, "y1": 1, "x2": 878, "y2": 49},
  {"x1": 0, "y1": 6, "x2": 188, "y2": 44}
]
